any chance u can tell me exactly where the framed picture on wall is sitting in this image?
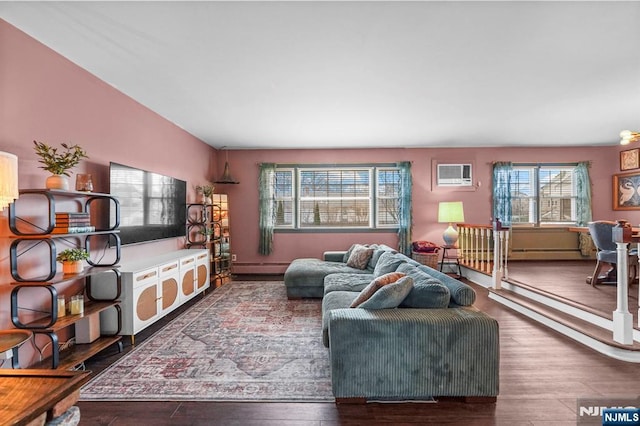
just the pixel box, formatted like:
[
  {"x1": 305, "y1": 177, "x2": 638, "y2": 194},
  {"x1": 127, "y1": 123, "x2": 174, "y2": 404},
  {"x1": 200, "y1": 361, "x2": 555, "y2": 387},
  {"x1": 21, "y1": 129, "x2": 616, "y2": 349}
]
[
  {"x1": 620, "y1": 148, "x2": 639, "y2": 171},
  {"x1": 613, "y1": 171, "x2": 640, "y2": 210}
]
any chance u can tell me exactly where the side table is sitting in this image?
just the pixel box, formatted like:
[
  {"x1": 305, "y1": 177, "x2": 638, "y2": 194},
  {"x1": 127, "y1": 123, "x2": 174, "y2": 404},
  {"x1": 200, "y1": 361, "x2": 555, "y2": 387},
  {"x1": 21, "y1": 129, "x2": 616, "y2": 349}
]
[
  {"x1": 0, "y1": 329, "x2": 32, "y2": 369},
  {"x1": 439, "y1": 245, "x2": 462, "y2": 278}
]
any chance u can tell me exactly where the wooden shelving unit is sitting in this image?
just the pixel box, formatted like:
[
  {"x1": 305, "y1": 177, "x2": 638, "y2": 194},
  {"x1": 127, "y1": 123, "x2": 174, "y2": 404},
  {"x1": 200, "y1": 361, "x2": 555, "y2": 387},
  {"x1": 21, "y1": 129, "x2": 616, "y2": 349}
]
[
  {"x1": 7, "y1": 189, "x2": 123, "y2": 369},
  {"x1": 186, "y1": 194, "x2": 232, "y2": 286}
]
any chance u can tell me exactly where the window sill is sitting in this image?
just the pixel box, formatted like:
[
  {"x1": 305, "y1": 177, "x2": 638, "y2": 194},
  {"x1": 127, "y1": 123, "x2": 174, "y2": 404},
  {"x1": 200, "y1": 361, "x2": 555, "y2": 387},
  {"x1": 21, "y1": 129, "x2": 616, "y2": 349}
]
[{"x1": 274, "y1": 228, "x2": 398, "y2": 234}]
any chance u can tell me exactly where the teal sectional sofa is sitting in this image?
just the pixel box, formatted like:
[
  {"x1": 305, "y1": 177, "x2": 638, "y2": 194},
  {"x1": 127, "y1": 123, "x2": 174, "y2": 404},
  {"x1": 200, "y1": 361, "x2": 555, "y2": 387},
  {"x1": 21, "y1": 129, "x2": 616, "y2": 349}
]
[{"x1": 284, "y1": 244, "x2": 500, "y2": 402}]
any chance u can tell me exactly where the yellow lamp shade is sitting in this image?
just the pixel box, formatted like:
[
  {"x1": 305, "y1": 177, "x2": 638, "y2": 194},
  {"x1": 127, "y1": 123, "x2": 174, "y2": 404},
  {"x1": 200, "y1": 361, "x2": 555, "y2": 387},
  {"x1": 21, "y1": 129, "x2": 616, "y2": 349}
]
[
  {"x1": 438, "y1": 201, "x2": 465, "y2": 246},
  {"x1": 0, "y1": 151, "x2": 19, "y2": 211}
]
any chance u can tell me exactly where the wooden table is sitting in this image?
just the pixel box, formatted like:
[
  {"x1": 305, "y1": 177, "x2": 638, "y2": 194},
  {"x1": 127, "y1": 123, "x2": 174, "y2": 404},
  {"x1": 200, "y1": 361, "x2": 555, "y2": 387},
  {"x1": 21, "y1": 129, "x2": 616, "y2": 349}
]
[
  {"x1": 567, "y1": 226, "x2": 640, "y2": 234},
  {"x1": 0, "y1": 369, "x2": 90, "y2": 426}
]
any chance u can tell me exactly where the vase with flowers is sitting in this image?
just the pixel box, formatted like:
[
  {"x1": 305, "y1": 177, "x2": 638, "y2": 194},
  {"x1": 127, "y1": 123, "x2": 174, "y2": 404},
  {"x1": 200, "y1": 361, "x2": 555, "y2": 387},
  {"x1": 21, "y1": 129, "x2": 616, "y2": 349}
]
[{"x1": 195, "y1": 182, "x2": 215, "y2": 204}]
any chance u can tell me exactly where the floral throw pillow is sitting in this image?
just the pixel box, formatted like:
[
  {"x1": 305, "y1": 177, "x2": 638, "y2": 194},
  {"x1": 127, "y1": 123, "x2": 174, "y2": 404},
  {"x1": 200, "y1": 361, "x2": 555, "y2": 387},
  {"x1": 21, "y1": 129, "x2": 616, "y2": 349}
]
[
  {"x1": 346, "y1": 244, "x2": 375, "y2": 270},
  {"x1": 350, "y1": 272, "x2": 406, "y2": 307}
]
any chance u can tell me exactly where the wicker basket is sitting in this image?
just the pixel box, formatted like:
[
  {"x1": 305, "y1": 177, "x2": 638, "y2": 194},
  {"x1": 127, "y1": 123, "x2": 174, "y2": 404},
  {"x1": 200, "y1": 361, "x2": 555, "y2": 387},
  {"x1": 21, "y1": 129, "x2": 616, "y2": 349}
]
[{"x1": 411, "y1": 249, "x2": 440, "y2": 269}]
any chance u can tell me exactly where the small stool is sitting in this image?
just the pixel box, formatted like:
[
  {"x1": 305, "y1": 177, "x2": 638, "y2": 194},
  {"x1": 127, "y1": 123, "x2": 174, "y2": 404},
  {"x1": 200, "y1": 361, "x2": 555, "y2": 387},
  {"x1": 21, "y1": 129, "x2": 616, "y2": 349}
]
[{"x1": 439, "y1": 245, "x2": 462, "y2": 278}]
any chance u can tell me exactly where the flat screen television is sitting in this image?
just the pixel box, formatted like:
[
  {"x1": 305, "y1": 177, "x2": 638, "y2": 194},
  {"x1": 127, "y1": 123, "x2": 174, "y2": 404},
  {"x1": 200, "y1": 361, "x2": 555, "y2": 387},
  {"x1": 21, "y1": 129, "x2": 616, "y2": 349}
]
[{"x1": 109, "y1": 162, "x2": 187, "y2": 245}]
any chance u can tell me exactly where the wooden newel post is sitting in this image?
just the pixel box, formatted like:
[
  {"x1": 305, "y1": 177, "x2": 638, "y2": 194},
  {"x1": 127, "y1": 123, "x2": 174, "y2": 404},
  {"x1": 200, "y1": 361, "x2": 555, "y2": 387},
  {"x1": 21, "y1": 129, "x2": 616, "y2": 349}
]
[
  {"x1": 613, "y1": 219, "x2": 633, "y2": 345},
  {"x1": 612, "y1": 219, "x2": 632, "y2": 244}
]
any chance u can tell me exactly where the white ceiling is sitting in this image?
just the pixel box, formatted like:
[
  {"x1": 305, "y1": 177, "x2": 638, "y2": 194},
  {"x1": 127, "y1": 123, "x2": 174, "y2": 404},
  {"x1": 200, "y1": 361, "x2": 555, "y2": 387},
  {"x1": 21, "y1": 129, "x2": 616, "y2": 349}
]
[{"x1": 2, "y1": 1, "x2": 640, "y2": 150}]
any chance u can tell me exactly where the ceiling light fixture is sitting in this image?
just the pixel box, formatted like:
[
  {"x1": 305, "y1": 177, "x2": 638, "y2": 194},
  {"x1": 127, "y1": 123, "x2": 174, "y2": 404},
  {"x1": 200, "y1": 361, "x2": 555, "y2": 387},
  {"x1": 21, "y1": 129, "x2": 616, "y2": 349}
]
[
  {"x1": 214, "y1": 147, "x2": 239, "y2": 184},
  {"x1": 620, "y1": 130, "x2": 640, "y2": 145}
]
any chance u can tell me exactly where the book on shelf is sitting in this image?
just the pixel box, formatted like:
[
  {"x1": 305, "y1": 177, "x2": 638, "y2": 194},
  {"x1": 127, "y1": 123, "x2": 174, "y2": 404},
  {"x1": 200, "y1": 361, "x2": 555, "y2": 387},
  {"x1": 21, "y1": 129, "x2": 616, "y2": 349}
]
[
  {"x1": 55, "y1": 219, "x2": 92, "y2": 225},
  {"x1": 51, "y1": 225, "x2": 96, "y2": 234},
  {"x1": 56, "y1": 212, "x2": 90, "y2": 217}
]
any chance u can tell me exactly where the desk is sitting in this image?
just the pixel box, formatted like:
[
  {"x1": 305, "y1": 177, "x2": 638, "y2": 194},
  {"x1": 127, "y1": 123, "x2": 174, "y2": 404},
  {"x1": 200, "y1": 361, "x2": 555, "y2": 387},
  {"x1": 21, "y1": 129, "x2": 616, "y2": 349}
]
[
  {"x1": 568, "y1": 226, "x2": 640, "y2": 234},
  {"x1": 439, "y1": 245, "x2": 462, "y2": 278},
  {"x1": 0, "y1": 369, "x2": 90, "y2": 425}
]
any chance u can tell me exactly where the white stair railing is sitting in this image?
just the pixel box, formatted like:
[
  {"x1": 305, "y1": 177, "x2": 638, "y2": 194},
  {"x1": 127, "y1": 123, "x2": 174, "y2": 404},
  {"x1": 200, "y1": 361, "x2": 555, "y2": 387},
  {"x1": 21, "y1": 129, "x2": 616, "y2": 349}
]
[{"x1": 457, "y1": 224, "x2": 510, "y2": 288}]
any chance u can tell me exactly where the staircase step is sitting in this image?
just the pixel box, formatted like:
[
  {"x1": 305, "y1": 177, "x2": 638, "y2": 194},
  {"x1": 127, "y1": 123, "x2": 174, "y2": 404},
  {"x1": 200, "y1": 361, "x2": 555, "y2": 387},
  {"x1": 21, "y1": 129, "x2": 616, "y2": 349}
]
[{"x1": 488, "y1": 286, "x2": 640, "y2": 352}]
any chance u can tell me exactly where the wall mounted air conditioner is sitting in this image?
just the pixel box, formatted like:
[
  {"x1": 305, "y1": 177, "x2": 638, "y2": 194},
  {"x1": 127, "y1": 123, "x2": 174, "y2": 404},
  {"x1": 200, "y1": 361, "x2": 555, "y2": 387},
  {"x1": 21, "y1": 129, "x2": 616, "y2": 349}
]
[{"x1": 437, "y1": 164, "x2": 472, "y2": 186}]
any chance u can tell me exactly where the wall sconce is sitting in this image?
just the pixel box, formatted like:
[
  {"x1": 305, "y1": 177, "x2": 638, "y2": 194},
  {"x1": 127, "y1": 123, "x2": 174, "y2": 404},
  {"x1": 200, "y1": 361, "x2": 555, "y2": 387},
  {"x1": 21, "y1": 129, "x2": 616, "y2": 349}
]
[
  {"x1": 0, "y1": 151, "x2": 19, "y2": 211},
  {"x1": 214, "y1": 147, "x2": 239, "y2": 184},
  {"x1": 438, "y1": 201, "x2": 465, "y2": 247},
  {"x1": 620, "y1": 130, "x2": 640, "y2": 145}
]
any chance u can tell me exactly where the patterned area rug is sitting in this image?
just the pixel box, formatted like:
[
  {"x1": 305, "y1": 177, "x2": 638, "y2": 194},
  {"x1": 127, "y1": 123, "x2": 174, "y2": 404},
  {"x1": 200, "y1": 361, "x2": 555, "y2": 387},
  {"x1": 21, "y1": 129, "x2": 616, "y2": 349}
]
[{"x1": 80, "y1": 281, "x2": 333, "y2": 401}]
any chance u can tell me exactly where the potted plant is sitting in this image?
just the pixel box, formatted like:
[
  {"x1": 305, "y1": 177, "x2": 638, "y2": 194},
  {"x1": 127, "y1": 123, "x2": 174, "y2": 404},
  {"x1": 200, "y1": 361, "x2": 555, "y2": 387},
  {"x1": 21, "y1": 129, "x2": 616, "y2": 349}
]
[
  {"x1": 56, "y1": 248, "x2": 90, "y2": 274},
  {"x1": 195, "y1": 182, "x2": 215, "y2": 204},
  {"x1": 199, "y1": 226, "x2": 215, "y2": 242},
  {"x1": 33, "y1": 141, "x2": 89, "y2": 190}
]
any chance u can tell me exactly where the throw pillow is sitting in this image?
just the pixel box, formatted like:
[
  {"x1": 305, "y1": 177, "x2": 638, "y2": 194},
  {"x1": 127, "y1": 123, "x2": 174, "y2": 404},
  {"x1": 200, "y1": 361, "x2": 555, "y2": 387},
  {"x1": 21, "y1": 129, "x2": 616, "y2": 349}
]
[
  {"x1": 343, "y1": 243, "x2": 363, "y2": 263},
  {"x1": 357, "y1": 276, "x2": 414, "y2": 310},
  {"x1": 349, "y1": 272, "x2": 406, "y2": 307},
  {"x1": 346, "y1": 244, "x2": 375, "y2": 270},
  {"x1": 373, "y1": 251, "x2": 407, "y2": 277},
  {"x1": 366, "y1": 244, "x2": 383, "y2": 270},
  {"x1": 396, "y1": 263, "x2": 450, "y2": 308},
  {"x1": 412, "y1": 241, "x2": 439, "y2": 253}
]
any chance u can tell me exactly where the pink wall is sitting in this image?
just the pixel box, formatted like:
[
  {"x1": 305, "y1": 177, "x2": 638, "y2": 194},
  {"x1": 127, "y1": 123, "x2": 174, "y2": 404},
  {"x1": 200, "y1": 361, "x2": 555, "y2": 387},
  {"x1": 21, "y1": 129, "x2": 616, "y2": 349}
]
[
  {"x1": 223, "y1": 145, "x2": 621, "y2": 274},
  {"x1": 0, "y1": 20, "x2": 217, "y2": 366},
  {"x1": 0, "y1": 18, "x2": 629, "y2": 366}
]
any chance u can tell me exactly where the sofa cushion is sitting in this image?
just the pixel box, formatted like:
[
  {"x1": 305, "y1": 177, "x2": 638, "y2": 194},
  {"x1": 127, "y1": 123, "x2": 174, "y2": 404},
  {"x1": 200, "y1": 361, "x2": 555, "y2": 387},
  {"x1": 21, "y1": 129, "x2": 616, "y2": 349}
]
[
  {"x1": 346, "y1": 244, "x2": 375, "y2": 269},
  {"x1": 357, "y1": 276, "x2": 414, "y2": 310},
  {"x1": 324, "y1": 273, "x2": 374, "y2": 295},
  {"x1": 367, "y1": 244, "x2": 382, "y2": 269},
  {"x1": 350, "y1": 272, "x2": 406, "y2": 307},
  {"x1": 413, "y1": 264, "x2": 477, "y2": 306},
  {"x1": 322, "y1": 290, "x2": 359, "y2": 346},
  {"x1": 284, "y1": 258, "x2": 372, "y2": 298},
  {"x1": 396, "y1": 263, "x2": 450, "y2": 308},
  {"x1": 373, "y1": 251, "x2": 407, "y2": 277}
]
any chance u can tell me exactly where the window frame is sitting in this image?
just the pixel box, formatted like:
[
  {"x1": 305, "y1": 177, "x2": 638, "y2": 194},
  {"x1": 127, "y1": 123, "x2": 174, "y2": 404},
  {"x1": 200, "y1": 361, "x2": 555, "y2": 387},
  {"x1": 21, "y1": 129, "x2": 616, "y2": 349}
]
[
  {"x1": 510, "y1": 163, "x2": 578, "y2": 227},
  {"x1": 273, "y1": 164, "x2": 401, "y2": 232}
]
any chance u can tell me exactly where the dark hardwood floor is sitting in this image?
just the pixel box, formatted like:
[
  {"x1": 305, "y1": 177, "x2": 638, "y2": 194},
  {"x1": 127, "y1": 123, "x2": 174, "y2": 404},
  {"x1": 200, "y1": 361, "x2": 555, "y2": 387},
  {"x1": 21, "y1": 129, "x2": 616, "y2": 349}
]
[{"x1": 76, "y1": 266, "x2": 640, "y2": 425}]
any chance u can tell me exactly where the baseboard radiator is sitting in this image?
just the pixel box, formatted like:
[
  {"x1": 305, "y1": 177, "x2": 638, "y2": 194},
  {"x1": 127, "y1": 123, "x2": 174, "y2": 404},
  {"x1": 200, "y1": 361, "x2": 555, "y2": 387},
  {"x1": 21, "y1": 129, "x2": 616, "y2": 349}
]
[
  {"x1": 232, "y1": 262, "x2": 291, "y2": 275},
  {"x1": 509, "y1": 227, "x2": 594, "y2": 261}
]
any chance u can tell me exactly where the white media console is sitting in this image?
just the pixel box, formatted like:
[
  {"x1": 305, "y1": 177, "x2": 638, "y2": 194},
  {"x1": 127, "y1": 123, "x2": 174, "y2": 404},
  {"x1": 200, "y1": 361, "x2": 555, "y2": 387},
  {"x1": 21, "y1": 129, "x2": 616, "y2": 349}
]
[{"x1": 90, "y1": 249, "x2": 210, "y2": 343}]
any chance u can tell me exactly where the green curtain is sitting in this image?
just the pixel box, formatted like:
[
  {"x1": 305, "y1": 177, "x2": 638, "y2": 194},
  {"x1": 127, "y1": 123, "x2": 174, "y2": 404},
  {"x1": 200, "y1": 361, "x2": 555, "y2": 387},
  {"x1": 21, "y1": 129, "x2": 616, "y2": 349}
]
[
  {"x1": 258, "y1": 163, "x2": 276, "y2": 255},
  {"x1": 396, "y1": 161, "x2": 412, "y2": 256},
  {"x1": 575, "y1": 161, "x2": 593, "y2": 226},
  {"x1": 492, "y1": 162, "x2": 513, "y2": 227}
]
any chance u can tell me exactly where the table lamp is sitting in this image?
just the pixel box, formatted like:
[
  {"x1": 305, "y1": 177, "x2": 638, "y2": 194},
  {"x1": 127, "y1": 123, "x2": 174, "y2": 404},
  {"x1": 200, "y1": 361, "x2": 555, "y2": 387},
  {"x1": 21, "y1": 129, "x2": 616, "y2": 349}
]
[
  {"x1": 0, "y1": 151, "x2": 19, "y2": 211},
  {"x1": 438, "y1": 201, "x2": 464, "y2": 246}
]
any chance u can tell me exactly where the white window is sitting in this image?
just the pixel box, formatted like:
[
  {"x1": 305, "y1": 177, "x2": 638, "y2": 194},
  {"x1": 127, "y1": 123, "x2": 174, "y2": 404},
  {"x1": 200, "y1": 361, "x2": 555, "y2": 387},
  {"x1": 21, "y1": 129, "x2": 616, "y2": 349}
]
[
  {"x1": 510, "y1": 165, "x2": 577, "y2": 225},
  {"x1": 273, "y1": 165, "x2": 401, "y2": 230}
]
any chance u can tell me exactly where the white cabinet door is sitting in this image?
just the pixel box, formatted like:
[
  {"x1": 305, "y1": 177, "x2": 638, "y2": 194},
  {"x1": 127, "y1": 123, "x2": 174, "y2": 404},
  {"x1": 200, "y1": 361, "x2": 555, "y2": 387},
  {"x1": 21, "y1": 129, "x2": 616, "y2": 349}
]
[
  {"x1": 159, "y1": 260, "x2": 181, "y2": 315},
  {"x1": 132, "y1": 267, "x2": 160, "y2": 333},
  {"x1": 179, "y1": 255, "x2": 197, "y2": 303},
  {"x1": 195, "y1": 250, "x2": 210, "y2": 294}
]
